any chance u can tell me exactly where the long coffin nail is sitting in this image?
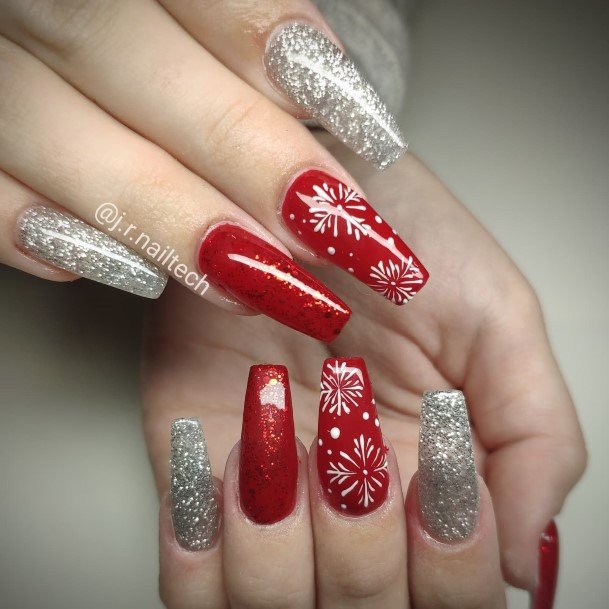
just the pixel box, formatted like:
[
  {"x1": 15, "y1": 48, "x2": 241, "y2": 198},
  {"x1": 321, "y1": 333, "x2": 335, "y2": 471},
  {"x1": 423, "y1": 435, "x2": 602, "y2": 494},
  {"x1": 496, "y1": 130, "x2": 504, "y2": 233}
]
[
  {"x1": 171, "y1": 418, "x2": 219, "y2": 551},
  {"x1": 239, "y1": 365, "x2": 298, "y2": 524},
  {"x1": 198, "y1": 223, "x2": 351, "y2": 342},
  {"x1": 317, "y1": 357, "x2": 388, "y2": 515},
  {"x1": 265, "y1": 22, "x2": 406, "y2": 169},
  {"x1": 17, "y1": 206, "x2": 167, "y2": 298},
  {"x1": 282, "y1": 170, "x2": 428, "y2": 305},
  {"x1": 418, "y1": 390, "x2": 479, "y2": 542},
  {"x1": 532, "y1": 520, "x2": 559, "y2": 609}
]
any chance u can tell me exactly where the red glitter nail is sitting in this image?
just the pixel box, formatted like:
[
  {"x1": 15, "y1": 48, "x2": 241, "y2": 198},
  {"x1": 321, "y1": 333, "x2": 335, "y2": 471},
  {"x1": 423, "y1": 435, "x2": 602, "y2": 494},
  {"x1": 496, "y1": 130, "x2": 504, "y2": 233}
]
[
  {"x1": 317, "y1": 357, "x2": 388, "y2": 515},
  {"x1": 198, "y1": 223, "x2": 351, "y2": 342},
  {"x1": 533, "y1": 520, "x2": 559, "y2": 609},
  {"x1": 239, "y1": 365, "x2": 298, "y2": 524},
  {"x1": 282, "y1": 169, "x2": 429, "y2": 305}
]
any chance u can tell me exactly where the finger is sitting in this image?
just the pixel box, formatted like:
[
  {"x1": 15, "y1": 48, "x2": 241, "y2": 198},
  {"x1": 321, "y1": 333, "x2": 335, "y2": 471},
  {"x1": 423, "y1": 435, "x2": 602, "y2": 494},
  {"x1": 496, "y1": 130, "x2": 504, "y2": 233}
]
[
  {"x1": 159, "y1": 418, "x2": 227, "y2": 609},
  {"x1": 0, "y1": 0, "x2": 422, "y2": 299},
  {"x1": 0, "y1": 37, "x2": 351, "y2": 340},
  {"x1": 0, "y1": 167, "x2": 167, "y2": 297},
  {"x1": 407, "y1": 477, "x2": 505, "y2": 609},
  {"x1": 407, "y1": 391, "x2": 505, "y2": 609},
  {"x1": 312, "y1": 357, "x2": 408, "y2": 608},
  {"x1": 223, "y1": 366, "x2": 315, "y2": 609},
  {"x1": 158, "y1": 0, "x2": 406, "y2": 169},
  {"x1": 0, "y1": 168, "x2": 74, "y2": 281},
  {"x1": 466, "y1": 283, "x2": 586, "y2": 594}
]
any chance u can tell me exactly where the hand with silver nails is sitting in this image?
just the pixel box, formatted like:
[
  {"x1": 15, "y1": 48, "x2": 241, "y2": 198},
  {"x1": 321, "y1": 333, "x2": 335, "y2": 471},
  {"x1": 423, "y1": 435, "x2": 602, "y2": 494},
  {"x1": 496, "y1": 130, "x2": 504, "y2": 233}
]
[
  {"x1": 143, "y1": 150, "x2": 585, "y2": 609},
  {"x1": 0, "y1": 1, "x2": 420, "y2": 342}
]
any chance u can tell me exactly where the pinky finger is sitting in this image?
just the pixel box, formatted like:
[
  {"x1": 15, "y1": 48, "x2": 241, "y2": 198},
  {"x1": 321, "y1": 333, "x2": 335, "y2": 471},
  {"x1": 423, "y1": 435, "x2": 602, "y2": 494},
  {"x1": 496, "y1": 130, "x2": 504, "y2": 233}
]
[
  {"x1": 159, "y1": 418, "x2": 228, "y2": 609},
  {"x1": 407, "y1": 391, "x2": 505, "y2": 609},
  {"x1": 0, "y1": 169, "x2": 74, "y2": 281},
  {"x1": 0, "y1": 168, "x2": 167, "y2": 297}
]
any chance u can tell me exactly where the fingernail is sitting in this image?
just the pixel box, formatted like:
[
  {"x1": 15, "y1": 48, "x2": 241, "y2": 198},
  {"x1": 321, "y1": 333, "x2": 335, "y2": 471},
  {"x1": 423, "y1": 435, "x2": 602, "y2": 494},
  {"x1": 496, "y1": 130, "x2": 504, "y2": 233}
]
[
  {"x1": 532, "y1": 520, "x2": 559, "y2": 609},
  {"x1": 282, "y1": 170, "x2": 428, "y2": 304},
  {"x1": 317, "y1": 357, "x2": 389, "y2": 515},
  {"x1": 239, "y1": 365, "x2": 298, "y2": 524},
  {"x1": 198, "y1": 223, "x2": 351, "y2": 342},
  {"x1": 170, "y1": 418, "x2": 220, "y2": 551},
  {"x1": 17, "y1": 206, "x2": 167, "y2": 298},
  {"x1": 418, "y1": 390, "x2": 479, "y2": 542},
  {"x1": 265, "y1": 22, "x2": 406, "y2": 169}
]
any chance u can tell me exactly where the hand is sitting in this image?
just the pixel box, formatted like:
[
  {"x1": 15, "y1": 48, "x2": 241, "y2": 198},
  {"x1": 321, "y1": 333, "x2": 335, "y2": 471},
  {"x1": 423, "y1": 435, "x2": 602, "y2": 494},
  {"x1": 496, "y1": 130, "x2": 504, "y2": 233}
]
[
  {"x1": 0, "y1": 0, "x2": 409, "y2": 339},
  {"x1": 142, "y1": 144, "x2": 586, "y2": 606}
]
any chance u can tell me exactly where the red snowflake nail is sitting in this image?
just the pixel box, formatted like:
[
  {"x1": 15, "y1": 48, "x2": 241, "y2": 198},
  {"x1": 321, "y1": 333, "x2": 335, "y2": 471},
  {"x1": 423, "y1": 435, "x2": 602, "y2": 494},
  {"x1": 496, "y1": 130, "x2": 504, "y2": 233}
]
[
  {"x1": 317, "y1": 357, "x2": 389, "y2": 515},
  {"x1": 282, "y1": 170, "x2": 429, "y2": 305}
]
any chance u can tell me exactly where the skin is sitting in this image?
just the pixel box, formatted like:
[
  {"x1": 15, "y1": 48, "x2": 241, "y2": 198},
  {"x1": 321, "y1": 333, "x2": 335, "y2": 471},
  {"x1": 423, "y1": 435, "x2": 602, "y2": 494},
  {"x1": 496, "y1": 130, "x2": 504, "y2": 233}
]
[
  {"x1": 143, "y1": 143, "x2": 586, "y2": 606},
  {"x1": 0, "y1": 1, "x2": 586, "y2": 603}
]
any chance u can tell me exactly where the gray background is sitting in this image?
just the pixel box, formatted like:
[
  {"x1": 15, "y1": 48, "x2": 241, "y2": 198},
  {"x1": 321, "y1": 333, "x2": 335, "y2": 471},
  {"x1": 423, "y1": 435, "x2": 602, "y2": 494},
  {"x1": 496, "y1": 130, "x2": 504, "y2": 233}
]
[{"x1": 1, "y1": 1, "x2": 607, "y2": 607}]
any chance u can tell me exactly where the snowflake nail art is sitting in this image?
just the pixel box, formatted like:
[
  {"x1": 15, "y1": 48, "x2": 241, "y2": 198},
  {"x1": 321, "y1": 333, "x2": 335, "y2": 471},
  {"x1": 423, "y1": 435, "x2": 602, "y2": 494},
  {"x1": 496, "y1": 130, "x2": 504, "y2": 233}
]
[
  {"x1": 317, "y1": 357, "x2": 389, "y2": 515},
  {"x1": 320, "y1": 360, "x2": 364, "y2": 416},
  {"x1": 327, "y1": 434, "x2": 388, "y2": 509},
  {"x1": 282, "y1": 170, "x2": 429, "y2": 305},
  {"x1": 369, "y1": 257, "x2": 425, "y2": 305}
]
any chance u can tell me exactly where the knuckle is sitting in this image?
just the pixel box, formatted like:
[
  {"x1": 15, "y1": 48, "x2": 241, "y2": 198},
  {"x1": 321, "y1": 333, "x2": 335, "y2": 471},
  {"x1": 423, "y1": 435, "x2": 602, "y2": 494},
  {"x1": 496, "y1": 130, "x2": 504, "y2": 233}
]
[
  {"x1": 0, "y1": 37, "x2": 35, "y2": 133},
  {"x1": 10, "y1": 0, "x2": 119, "y2": 59},
  {"x1": 119, "y1": 158, "x2": 194, "y2": 236},
  {"x1": 331, "y1": 559, "x2": 402, "y2": 600},
  {"x1": 229, "y1": 580, "x2": 309, "y2": 609},
  {"x1": 561, "y1": 436, "x2": 588, "y2": 484},
  {"x1": 203, "y1": 95, "x2": 270, "y2": 165}
]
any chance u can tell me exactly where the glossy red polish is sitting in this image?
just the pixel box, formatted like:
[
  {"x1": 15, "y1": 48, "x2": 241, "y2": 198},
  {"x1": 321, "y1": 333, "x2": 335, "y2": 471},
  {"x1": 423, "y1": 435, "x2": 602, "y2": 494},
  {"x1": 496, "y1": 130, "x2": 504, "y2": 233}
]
[
  {"x1": 317, "y1": 357, "x2": 389, "y2": 515},
  {"x1": 198, "y1": 224, "x2": 351, "y2": 342},
  {"x1": 282, "y1": 169, "x2": 429, "y2": 305},
  {"x1": 239, "y1": 365, "x2": 298, "y2": 524},
  {"x1": 533, "y1": 520, "x2": 559, "y2": 609}
]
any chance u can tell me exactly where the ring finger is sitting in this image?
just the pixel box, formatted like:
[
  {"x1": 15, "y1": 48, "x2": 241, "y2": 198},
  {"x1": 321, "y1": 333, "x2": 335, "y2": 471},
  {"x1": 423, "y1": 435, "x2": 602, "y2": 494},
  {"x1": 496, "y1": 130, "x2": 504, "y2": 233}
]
[{"x1": 407, "y1": 391, "x2": 506, "y2": 609}]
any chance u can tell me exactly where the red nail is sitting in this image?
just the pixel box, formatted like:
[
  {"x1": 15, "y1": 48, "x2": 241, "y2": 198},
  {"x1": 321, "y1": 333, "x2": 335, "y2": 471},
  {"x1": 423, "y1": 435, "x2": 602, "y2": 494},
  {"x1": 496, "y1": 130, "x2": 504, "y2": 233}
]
[
  {"x1": 317, "y1": 357, "x2": 388, "y2": 515},
  {"x1": 533, "y1": 520, "x2": 559, "y2": 609},
  {"x1": 198, "y1": 224, "x2": 351, "y2": 342},
  {"x1": 282, "y1": 169, "x2": 429, "y2": 305},
  {"x1": 239, "y1": 365, "x2": 298, "y2": 524}
]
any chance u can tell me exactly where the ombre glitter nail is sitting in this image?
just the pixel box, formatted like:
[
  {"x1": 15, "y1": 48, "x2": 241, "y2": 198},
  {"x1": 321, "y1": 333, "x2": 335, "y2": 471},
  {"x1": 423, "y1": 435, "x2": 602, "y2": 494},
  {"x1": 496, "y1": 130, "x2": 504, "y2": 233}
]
[
  {"x1": 418, "y1": 390, "x2": 479, "y2": 542},
  {"x1": 18, "y1": 206, "x2": 167, "y2": 298},
  {"x1": 265, "y1": 22, "x2": 407, "y2": 170},
  {"x1": 171, "y1": 418, "x2": 219, "y2": 551}
]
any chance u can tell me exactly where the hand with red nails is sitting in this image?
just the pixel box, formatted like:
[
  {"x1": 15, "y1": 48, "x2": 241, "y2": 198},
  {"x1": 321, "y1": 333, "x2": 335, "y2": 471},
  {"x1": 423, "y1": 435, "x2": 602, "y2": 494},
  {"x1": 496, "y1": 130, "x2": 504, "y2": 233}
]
[
  {"x1": 143, "y1": 148, "x2": 584, "y2": 608},
  {"x1": 0, "y1": 0, "x2": 418, "y2": 340}
]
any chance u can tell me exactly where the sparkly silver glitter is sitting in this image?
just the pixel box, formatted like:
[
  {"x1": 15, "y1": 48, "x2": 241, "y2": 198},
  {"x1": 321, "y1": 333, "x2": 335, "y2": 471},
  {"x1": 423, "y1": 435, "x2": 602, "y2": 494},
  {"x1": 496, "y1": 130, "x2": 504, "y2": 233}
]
[
  {"x1": 418, "y1": 390, "x2": 479, "y2": 542},
  {"x1": 265, "y1": 22, "x2": 407, "y2": 170},
  {"x1": 18, "y1": 207, "x2": 167, "y2": 298},
  {"x1": 170, "y1": 418, "x2": 219, "y2": 551}
]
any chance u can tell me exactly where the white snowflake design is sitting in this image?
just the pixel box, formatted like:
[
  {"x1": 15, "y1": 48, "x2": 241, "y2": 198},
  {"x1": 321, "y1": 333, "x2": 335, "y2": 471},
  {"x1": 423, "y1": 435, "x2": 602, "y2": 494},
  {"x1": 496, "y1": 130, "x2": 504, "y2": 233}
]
[
  {"x1": 320, "y1": 361, "x2": 364, "y2": 416},
  {"x1": 369, "y1": 257, "x2": 424, "y2": 305},
  {"x1": 326, "y1": 434, "x2": 388, "y2": 508},
  {"x1": 297, "y1": 182, "x2": 371, "y2": 240}
]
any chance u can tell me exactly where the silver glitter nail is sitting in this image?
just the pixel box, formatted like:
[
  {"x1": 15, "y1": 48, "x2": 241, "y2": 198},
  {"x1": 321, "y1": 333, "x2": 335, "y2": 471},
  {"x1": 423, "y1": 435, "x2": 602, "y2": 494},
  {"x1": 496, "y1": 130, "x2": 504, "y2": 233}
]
[
  {"x1": 265, "y1": 22, "x2": 407, "y2": 170},
  {"x1": 418, "y1": 390, "x2": 479, "y2": 542},
  {"x1": 171, "y1": 418, "x2": 219, "y2": 551},
  {"x1": 18, "y1": 207, "x2": 167, "y2": 298}
]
